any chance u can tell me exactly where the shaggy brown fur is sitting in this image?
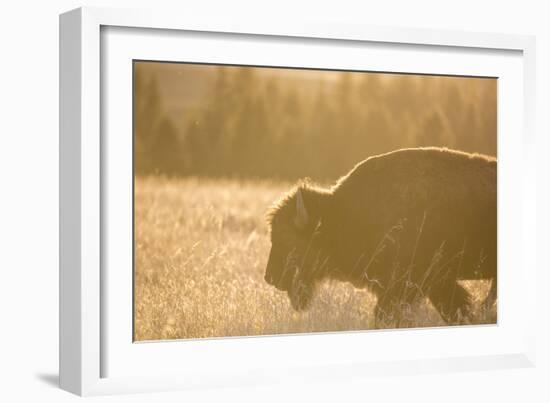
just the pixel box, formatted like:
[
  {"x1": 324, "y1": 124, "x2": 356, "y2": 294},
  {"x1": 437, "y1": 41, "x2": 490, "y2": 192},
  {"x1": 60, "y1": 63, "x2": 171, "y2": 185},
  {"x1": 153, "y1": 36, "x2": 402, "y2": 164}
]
[{"x1": 264, "y1": 147, "x2": 497, "y2": 326}]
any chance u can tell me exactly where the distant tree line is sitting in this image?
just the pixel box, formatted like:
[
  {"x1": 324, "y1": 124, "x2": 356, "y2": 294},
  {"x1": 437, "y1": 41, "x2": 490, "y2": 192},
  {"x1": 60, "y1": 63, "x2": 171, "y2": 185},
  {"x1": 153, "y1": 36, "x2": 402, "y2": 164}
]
[{"x1": 134, "y1": 65, "x2": 496, "y2": 181}]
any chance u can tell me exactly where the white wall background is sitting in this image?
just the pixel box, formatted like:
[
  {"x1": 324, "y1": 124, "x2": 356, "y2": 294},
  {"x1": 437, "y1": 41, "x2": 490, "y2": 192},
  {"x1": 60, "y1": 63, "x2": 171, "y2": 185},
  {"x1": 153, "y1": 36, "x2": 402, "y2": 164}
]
[{"x1": 0, "y1": 0, "x2": 548, "y2": 402}]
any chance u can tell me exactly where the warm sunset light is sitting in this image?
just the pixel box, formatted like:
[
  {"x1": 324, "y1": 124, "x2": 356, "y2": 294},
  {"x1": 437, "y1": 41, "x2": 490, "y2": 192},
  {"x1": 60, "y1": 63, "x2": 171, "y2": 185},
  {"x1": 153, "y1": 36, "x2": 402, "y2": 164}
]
[{"x1": 133, "y1": 61, "x2": 497, "y2": 342}]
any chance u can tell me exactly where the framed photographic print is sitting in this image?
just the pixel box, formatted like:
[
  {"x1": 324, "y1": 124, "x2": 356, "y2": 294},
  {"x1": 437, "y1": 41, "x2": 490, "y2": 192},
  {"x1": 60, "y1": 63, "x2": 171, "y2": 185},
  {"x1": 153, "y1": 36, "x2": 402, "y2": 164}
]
[{"x1": 60, "y1": 6, "x2": 537, "y2": 396}]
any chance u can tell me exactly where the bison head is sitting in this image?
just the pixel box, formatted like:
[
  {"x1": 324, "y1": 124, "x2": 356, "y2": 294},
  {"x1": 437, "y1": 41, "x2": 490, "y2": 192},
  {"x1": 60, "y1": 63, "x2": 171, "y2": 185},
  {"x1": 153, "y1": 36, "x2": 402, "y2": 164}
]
[{"x1": 265, "y1": 186, "x2": 329, "y2": 311}]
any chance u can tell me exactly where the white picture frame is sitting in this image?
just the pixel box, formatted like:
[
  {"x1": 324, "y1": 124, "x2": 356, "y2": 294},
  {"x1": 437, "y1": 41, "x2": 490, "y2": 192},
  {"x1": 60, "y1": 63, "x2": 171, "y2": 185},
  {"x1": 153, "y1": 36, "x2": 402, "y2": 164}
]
[{"x1": 59, "y1": 6, "x2": 537, "y2": 396}]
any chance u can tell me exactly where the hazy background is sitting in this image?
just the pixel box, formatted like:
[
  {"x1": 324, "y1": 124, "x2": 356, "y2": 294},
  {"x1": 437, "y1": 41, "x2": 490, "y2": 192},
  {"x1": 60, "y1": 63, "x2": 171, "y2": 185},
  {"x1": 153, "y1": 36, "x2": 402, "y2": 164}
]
[
  {"x1": 133, "y1": 62, "x2": 497, "y2": 341},
  {"x1": 134, "y1": 62, "x2": 497, "y2": 180}
]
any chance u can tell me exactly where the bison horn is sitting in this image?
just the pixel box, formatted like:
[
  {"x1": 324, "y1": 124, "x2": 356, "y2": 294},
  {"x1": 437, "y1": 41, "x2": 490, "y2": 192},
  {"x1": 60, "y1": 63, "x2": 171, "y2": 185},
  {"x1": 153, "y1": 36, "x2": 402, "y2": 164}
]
[{"x1": 294, "y1": 188, "x2": 309, "y2": 229}]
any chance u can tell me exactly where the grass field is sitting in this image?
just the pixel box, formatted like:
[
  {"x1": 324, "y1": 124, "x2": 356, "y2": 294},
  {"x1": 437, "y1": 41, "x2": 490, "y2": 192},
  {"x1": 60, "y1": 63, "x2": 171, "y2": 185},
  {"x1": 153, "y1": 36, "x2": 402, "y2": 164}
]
[{"x1": 134, "y1": 176, "x2": 496, "y2": 341}]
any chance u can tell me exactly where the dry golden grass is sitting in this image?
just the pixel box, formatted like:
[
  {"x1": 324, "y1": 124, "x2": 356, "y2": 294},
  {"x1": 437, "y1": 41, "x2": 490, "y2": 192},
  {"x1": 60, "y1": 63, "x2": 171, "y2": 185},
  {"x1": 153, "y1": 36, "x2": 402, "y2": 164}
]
[{"x1": 134, "y1": 176, "x2": 496, "y2": 341}]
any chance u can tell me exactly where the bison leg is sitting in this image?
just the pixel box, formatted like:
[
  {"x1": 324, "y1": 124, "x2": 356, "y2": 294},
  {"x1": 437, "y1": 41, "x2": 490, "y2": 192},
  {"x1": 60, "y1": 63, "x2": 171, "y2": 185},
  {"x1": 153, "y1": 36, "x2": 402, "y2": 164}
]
[
  {"x1": 374, "y1": 298, "x2": 397, "y2": 329},
  {"x1": 427, "y1": 280, "x2": 472, "y2": 324},
  {"x1": 483, "y1": 277, "x2": 497, "y2": 310},
  {"x1": 374, "y1": 285, "x2": 418, "y2": 329}
]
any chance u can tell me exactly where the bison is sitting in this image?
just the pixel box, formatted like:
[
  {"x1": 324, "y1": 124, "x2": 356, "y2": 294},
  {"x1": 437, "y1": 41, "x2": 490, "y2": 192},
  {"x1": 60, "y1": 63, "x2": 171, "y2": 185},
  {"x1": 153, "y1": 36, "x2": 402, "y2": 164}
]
[{"x1": 264, "y1": 147, "x2": 496, "y2": 326}]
